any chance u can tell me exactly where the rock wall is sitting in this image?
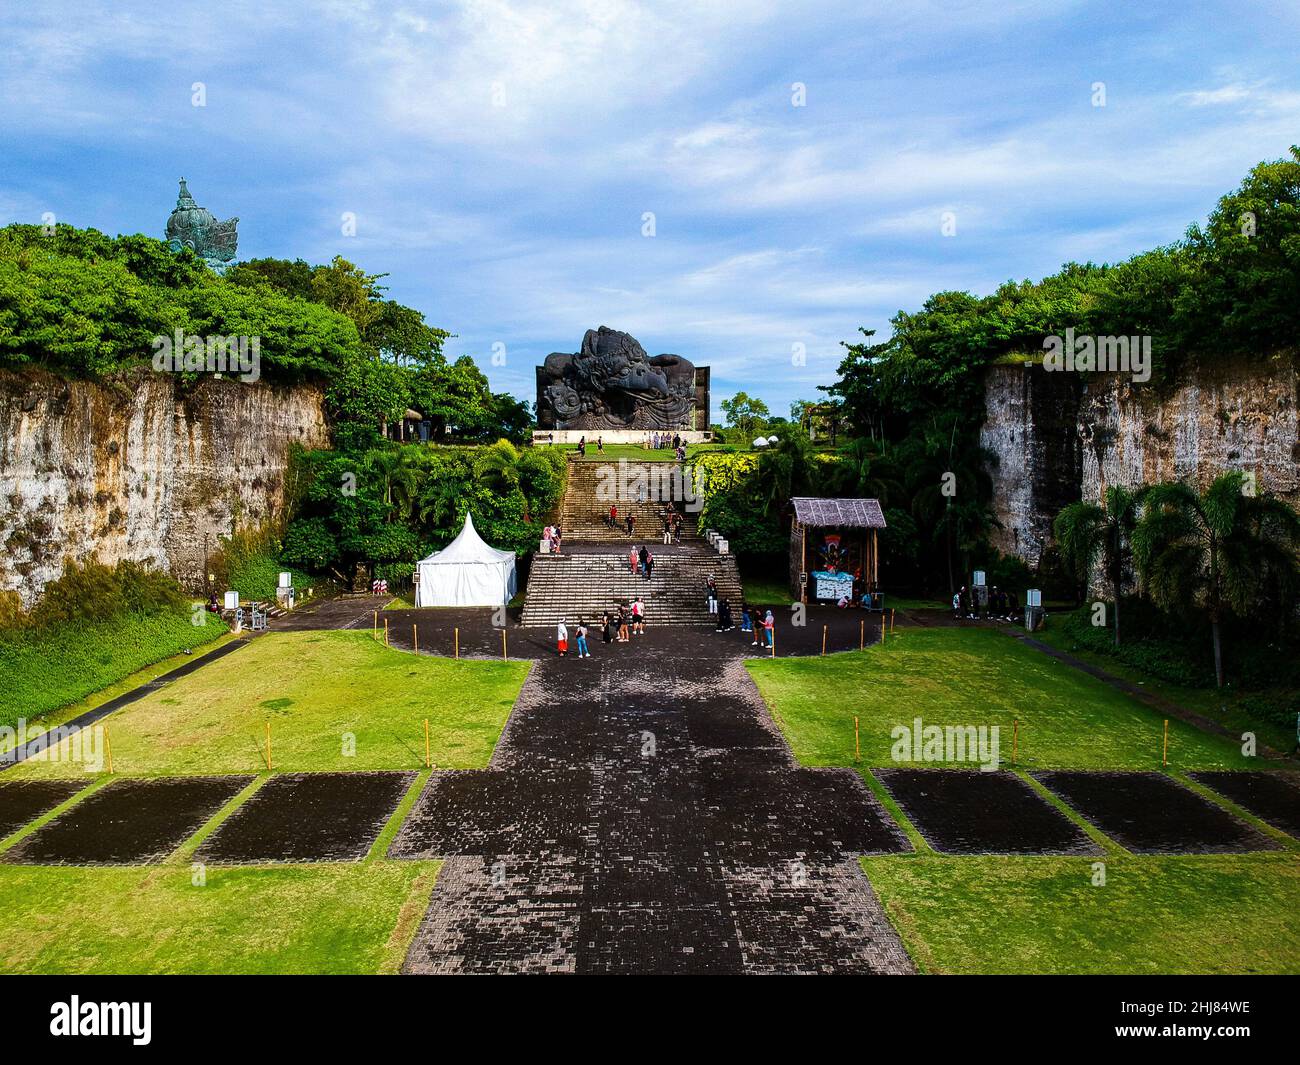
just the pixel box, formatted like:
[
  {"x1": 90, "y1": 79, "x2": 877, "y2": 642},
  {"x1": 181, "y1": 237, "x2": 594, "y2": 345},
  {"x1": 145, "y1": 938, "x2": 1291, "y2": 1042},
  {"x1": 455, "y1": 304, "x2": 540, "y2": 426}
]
[
  {"x1": 0, "y1": 368, "x2": 330, "y2": 606},
  {"x1": 982, "y1": 355, "x2": 1300, "y2": 570}
]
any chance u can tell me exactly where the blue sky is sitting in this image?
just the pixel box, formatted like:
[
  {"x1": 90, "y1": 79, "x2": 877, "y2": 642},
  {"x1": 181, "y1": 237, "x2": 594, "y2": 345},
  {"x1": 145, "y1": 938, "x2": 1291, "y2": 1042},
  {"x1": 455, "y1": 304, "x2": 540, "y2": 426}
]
[{"x1": 3, "y1": 1, "x2": 1298, "y2": 418}]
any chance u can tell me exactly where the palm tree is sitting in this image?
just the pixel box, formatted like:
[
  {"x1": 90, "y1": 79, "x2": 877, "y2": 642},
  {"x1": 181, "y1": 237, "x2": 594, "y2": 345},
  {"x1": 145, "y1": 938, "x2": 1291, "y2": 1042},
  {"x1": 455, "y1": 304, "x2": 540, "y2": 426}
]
[
  {"x1": 1053, "y1": 484, "x2": 1143, "y2": 646},
  {"x1": 1133, "y1": 471, "x2": 1300, "y2": 687},
  {"x1": 753, "y1": 429, "x2": 818, "y2": 517},
  {"x1": 363, "y1": 448, "x2": 418, "y2": 523},
  {"x1": 473, "y1": 439, "x2": 522, "y2": 496}
]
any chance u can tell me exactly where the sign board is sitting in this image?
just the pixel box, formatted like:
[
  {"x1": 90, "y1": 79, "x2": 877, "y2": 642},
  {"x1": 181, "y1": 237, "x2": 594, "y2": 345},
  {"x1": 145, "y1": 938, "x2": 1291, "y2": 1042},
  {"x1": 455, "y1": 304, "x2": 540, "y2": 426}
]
[
  {"x1": 278, "y1": 571, "x2": 292, "y2": 589},
  {"x1": 798, "y1": 572, "x2": 807, "y2": 585},
  {"x1": 1026, "y1": 588, "x2": 1042, "y2": 607},
  {"x1": 223, "y1": 590, "x2": 239, "y2": 610},
  {"x1": 973, "y1": 570, "x2": 986, "y2": 587},
  {"x1": 813, "y1": 571, "x2": 854, "y2": 601}
]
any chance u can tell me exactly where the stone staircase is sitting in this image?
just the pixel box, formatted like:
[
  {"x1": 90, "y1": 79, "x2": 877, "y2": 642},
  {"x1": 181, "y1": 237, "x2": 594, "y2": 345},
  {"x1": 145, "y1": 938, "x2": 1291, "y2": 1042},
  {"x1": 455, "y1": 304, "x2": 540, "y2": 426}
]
[
  {"x1": 558, "y1": 458, "x2": 701, "y2": 543},
  {"x1": 521, "y1": 457, "x2": 743, "y2": 627},
  {"x1": 520, "y1": 550, "x2": 745, "y2": 628}
]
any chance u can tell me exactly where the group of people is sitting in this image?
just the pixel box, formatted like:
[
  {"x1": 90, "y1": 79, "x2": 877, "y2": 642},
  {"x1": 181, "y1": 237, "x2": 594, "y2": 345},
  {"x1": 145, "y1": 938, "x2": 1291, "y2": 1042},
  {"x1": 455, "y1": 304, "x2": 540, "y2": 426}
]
[
  {"x1": 556, "y1": 598, "x2": 647, "y2": 656},
  {"x1": 952, "y1": 585, "x2": 1019, "y2": 621},
  {"x1": 661, "y1": 502, "x2": 684, "y2": 544},
  {"x1": 574, "y1": 436, "x2": 604, "y2": 456},
  {"x1": 543, "y1": 524, "x2": 564, "y2": 554},
  {"x1": 628, "y1": 544, "x2": 655, "y2": 579},
  {"x1": 647, "y1": 432, "x2": 683, "y2": 451}
]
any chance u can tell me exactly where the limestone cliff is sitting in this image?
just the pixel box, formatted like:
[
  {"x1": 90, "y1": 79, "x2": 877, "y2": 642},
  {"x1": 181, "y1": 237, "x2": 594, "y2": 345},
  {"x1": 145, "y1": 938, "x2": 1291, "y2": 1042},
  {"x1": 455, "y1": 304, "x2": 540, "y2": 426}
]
[
  {"x1": 982, "y1": 355, "x2": 1300, "y2": 570},
  {"x1": 0, "y1": 368, "x2": 329, "y2": 606}
]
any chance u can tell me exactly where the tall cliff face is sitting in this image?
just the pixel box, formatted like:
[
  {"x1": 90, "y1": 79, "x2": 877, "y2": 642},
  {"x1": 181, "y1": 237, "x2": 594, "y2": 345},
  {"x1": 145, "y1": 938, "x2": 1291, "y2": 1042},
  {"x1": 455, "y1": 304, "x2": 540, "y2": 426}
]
[
  {"x1": 0, "y1": 368, "x2": 330, "y2": 606},
  {"x1": 982, "y1": 355, "x2": 1300, "y2": 570}
]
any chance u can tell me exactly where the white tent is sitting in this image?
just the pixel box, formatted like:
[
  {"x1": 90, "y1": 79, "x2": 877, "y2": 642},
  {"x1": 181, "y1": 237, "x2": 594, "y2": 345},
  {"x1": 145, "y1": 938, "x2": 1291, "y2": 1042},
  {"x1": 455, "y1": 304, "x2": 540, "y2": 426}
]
[{"x1": 414, "y1": 513, "x2": 517, "y2": 607}]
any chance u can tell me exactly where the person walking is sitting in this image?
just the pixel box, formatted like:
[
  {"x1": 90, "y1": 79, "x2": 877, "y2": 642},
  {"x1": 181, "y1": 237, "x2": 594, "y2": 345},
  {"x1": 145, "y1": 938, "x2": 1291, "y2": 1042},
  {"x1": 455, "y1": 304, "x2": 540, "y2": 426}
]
[
  {"x1": 706, "y1": 575, "x2": 718, "y2": 615},
  {"x1": 716, "y1": 598, "x2": 734, "y2": 632},
  {"x1": 617, "y1": 603, "x2": 631, "y2": 642},
  {"x1": 740, "y1": 604, "x2": 753, "y2": 634},
  {"x1": 644, "y1": 548, "x2": 654, "y2": 580},
  {"x1": 556, "y1": 619, "x2": 569, "y2": 657},
  {"x1": 609, "y1": 503, "x2": 618, "y2": 529},
  {"x1": 597, "y1": 436, "x2": 604, "y2": 454},
  {"x1": 602, "y1": 609, "x2": 614, "y2": 644},
  {"x1": 638, "y1": 544, "x2": 649, "y2": 578},
  {"x1": 763, "y1": 609, "x2": 775, "y2": 650},
  {"x1": 575, "y1": 618, "x2": 590, "y2": 658},
  {"x1": 628, "y1": 545, "x2": 638, "y2": 575},
  {"x1": 632, "y1": 596, "x2": 645, "y2": 635},
  {"x1": 627, "y1": 513, "x2": 636, "y2": 537}
]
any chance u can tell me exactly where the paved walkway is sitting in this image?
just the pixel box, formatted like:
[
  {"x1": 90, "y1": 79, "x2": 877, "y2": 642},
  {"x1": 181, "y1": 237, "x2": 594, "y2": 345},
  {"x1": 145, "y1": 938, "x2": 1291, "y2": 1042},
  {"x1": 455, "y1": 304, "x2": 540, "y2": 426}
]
[{"x1": 391, "y1": 629, "x2": 914, "y2": 974}]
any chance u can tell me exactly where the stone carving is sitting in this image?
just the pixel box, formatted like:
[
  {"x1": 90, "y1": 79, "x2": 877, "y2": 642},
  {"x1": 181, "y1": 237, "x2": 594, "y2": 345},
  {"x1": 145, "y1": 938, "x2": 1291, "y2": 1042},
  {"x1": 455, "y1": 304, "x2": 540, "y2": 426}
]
[
  {"x1": 165, "y1": 178, "x2": 238, "y2": 273},
  {"x1": 535, "y1": 327, "x2": 708, "y2": 431}
]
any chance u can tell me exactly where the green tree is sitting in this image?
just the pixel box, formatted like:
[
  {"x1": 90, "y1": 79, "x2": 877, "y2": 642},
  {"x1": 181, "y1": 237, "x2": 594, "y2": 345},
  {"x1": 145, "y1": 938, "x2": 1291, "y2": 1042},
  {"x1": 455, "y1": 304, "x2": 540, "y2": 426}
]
[
  {"x1": 1053, "y1": 484, "x2": 1143, "y2": 646},
  {"x1": 720, "y1": 391, "x2": 771, "y2": 439},
  {"x1": 1133, "y1": 472, "x2": 1300, "y2": 687}
]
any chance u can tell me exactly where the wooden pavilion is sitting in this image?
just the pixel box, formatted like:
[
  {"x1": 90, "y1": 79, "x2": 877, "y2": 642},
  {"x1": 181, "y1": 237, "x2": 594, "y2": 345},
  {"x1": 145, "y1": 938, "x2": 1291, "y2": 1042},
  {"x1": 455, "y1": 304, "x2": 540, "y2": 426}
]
[{"x1": 789, "y1": 497, "x2": 887, "y2": 604}]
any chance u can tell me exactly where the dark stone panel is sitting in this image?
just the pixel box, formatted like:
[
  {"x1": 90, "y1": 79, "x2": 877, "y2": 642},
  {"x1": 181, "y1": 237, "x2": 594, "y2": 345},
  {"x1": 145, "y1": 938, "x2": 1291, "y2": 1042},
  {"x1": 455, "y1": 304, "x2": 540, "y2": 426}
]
[
  {"x1": 1035, "y1": 770, "x2": 1279, "y2": 854},
  {"x1": 878, "y1": 768, "x2": 1097, "y2": 855},
  {"x1": 0, "y1": 779, "x2": 90, "y2": 840},
  {"x1": 1189, "y1": 771, "x2": 1300, "y2": 840},
  {"x1": 3, "y1": 776, "x2": 251, "y2": 865},
  {"x1": 197, "y1": 771, "x2": 414, "y2": 864}
]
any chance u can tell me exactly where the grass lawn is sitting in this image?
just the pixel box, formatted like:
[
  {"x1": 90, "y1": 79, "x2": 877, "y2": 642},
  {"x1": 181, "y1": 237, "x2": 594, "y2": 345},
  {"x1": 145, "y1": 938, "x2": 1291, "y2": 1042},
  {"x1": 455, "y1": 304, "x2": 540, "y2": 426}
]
[
  {"x1": 1033, "y1": 613, "x2": 1296, "y2": 755},
  {"x1": 863, "y1": 852, "x2": 1300, "y2": 974},
  {"x1": 0, "y1": 860, "x2": 438, "y2": 974},
  {"x1": 0, "y1": 609, "x2": 229, "y2": 728},
  {"x1": 748, "y1": 626, "x2": 1252, "y2": 770},
  {"x1": 9, "y1": 629, "x2": 531, "y2": 777}
]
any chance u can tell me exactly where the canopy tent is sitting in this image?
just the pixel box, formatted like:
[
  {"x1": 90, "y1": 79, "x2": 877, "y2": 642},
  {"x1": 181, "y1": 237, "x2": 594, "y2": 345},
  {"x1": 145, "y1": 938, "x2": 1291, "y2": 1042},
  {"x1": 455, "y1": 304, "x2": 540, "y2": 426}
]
[{"x1": 414, "y1": 513, "x2": 517, "y2": 607}]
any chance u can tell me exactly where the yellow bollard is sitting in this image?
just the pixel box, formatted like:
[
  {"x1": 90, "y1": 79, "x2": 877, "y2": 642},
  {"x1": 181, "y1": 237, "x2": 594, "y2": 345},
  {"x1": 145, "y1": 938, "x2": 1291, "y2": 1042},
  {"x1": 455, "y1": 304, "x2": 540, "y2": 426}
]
[
  {"x1": 502, "y1": 629, "x2": 507, "y2": 661},
  {"x1": 413, "y1": 624, "x2": 418, "y2": 653},
  {"x1": 881, "y1": 613, "x2": 886, "y2": 646},
  {"x1": 1012, "y1": 718, "x2": 1019, "y2": 766},
  {"x1": 455, "y1": 627, "x2": 460, "y2": 659},
  {"x1": 265, "y1": 720, "x2": 272, "y2": 771},
  {"x1": 890, "y1": 608, "x2": 895, "y2": 634},
  {"x1": 104, "y1": 725, "x2": 114, "y2": 775},
  {"x1": 373, "y1": 610, "x2": 378, "y2": 638},
  {"x1": 860, "y1": 619, "x2": 864, "y2": 650},
  {"x1": 424, "y1": 718, "x2": 430, "y2": 769},
  {"x1": 822, "y1": 624, "x2": 827, "y2": 656},
  {"x1": 1162, "y1": 719, "x2": 1169, "y2": 767},
  {"x1": 770, "y1": 627, "x2": 775, "y2": 658},
  {"x1": 854, "y1": 715, "x2": 860, "y2": 764},
  {"x1": 384, "y1": 618, "x2": 389, "y2": 647}
]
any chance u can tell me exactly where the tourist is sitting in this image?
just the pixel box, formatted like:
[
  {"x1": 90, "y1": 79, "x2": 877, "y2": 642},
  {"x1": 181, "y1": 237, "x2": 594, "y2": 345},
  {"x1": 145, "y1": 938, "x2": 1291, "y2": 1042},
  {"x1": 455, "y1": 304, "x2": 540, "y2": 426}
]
[
  {"x1": 602, "y1": 609, "x2": 614, "y2": 644},
  {"x1": 706, "y1": 575, "x2": 718, "y2": 615},
  {"x1": 638, "y1": 544, "x2": 649, "y2": 577},
  {"x1": 632, "y1": 596, "x2": 645, "y2": 634},
  {"x1": 628, "y1": 545, "x2": 638, "y2": 575},
  {"x1": 673, "y1": 434, "x2": 680, "y2": 450},
  {"x1": 575, "y1": 618, "x2": 590, "y2": 659},
  {"x1": 597, "y1": 436, "x2": 604, "y2": 454},
  {"x1": 951, "y1": 589, "x2": 962, "y2": 619},
  {"x1": 608, "y1": 503, "x2": 618, "y2": 529},
  {"x1": 740, "y1": 604, "x2": 753, "y2": 634},
  {"x1": 763, "y1": 609, "x2": 775, "y2": 649},
  {"x1": 644, "y1": 548, "x2": 654, "y2": 580},
  {"x1": 716, "y1": 599, "x2": 734, "y2": 632},
  {"x1": 617, "y1": 603, "x2": 631, "y2": 642},
  {"x1": 627, "y1": 514, "x2": 636, "y2": 537},
  {"x1": 662, "y1": 517, "x2": 672, "y2": 545},
  {"x1": 556, "y1": 619, "x2": 569, "y2": 657}
]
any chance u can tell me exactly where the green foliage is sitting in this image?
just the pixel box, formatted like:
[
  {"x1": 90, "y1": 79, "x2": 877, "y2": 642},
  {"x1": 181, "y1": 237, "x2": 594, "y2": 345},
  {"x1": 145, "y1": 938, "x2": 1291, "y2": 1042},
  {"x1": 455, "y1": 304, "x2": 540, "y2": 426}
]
[
  {"x1": 283, "y1": 442, "x2": 566, "y2": 586},
  {"x1": 3, "y1": 558, "x2": 186, "y2": 630},
  {"x1": 0, "y1": 607, "x2": 227, "y2": 726}
]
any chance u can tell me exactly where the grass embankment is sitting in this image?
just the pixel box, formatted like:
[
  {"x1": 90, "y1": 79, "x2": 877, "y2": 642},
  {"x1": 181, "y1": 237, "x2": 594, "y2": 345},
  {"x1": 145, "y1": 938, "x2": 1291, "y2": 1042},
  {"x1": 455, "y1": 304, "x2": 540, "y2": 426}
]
[
  {"x1": 865, "y1": 852, "x2": 1300, "y2": 974},
  {"x1": 9, "y1": 629, "x2": 531, "y2": 777},
  {"x1": 748, "y1": 625, "x2": 1251, "y2": 770},
  {"x1": 0, "y1": 859, "x2": 439, "y2": 975},
  {"x1": 0, "y1": 610, "x2": 229, "y2": 728},
  {"x1": 748, "y1": 625, "x2": 1298, "y2": 974},
  {"x1": 1033, "y1": 612, "x2": 1296, "y2": 754}
]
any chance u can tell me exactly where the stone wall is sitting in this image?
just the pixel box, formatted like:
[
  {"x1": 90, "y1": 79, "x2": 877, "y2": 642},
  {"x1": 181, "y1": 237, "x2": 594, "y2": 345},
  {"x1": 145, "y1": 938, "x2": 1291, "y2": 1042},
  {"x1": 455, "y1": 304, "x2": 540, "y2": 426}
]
[
  {"x1": 981, "y1": 355, "x2": 1300, "y2": 571},
  {"x1": 0, "y1": 368, "x2": 330, "y2": 606}
]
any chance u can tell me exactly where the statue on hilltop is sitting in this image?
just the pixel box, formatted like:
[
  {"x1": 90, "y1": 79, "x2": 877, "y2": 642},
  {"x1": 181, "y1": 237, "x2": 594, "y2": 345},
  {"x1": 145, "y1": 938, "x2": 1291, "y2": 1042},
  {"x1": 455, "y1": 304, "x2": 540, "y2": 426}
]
[{"x1": 165, "y1": 178, "x2": 238, "y2": 273}]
